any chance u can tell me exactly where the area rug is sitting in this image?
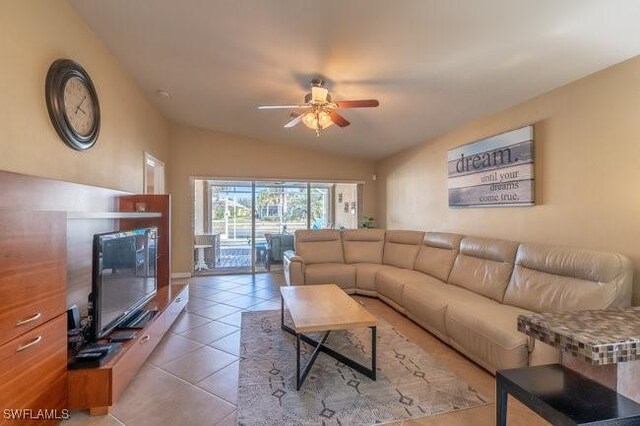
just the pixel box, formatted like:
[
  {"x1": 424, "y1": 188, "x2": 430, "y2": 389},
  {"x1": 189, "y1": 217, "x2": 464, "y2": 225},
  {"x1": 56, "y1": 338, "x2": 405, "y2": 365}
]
[{"x1": 237, "y1": 310, "x2": 488, "y2": 425}]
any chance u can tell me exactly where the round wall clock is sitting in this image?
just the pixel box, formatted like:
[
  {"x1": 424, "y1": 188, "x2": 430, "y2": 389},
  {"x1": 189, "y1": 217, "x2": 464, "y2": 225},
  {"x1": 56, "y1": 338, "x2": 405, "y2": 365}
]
[{"x1": 45, "y1": 59, "x2": 101, "y2": 151}]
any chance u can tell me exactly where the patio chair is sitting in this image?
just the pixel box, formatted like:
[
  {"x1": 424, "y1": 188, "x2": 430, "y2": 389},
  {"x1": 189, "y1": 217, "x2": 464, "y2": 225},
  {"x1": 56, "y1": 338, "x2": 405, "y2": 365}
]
[{"x1": 265, "y1": 233, "x2": 294, "y2": 271}]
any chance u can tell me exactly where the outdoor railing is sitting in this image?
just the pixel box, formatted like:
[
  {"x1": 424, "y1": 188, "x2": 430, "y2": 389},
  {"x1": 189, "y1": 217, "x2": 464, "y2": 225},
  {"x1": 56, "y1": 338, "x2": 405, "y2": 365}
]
[{"x1": 211, "y1": 220, "x2": 306, "y2": 239}]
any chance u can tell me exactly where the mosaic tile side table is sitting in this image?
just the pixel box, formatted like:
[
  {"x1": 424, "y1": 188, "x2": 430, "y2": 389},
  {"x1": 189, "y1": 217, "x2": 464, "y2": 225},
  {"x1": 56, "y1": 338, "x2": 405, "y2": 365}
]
[
  {"x1": 518, "y1": 307, "x2": 640, "y2": 403},
  {"x1": 494, "y1": 308, "x2": 640, "y2": 425}
]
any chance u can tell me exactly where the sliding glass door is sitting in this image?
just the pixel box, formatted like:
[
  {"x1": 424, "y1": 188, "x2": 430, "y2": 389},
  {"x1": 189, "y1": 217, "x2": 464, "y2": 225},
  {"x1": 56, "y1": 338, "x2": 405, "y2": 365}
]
[
  {"x1": 193, "y1": 179, "x2": 361, "y2": 275},
  {"x1": 254, "y1": 181, "x2": 307, "y2": 273},
  {"x1": 194, "y1": 180, "x2": 253, "y2": 274}
]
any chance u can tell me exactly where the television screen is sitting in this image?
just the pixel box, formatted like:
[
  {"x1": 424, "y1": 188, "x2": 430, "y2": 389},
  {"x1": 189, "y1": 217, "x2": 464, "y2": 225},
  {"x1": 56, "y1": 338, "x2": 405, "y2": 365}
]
[{"x1": 91, "y1": 227, "x2": 158, "y2": 339}]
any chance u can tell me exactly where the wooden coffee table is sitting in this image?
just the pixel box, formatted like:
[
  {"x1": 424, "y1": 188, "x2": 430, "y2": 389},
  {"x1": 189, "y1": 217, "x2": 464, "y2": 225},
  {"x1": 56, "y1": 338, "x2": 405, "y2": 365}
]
[{"x1": 280, "y1": 284, "x2": 378, "y2": 390}]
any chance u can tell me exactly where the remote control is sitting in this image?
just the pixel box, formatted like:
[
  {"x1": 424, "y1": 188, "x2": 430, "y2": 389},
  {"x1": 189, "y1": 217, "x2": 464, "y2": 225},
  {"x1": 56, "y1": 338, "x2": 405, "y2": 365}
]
[
  {"x1": 82, "y1": 343, "x2": 114, "y2": 354},
  {"x1": 75, "y1": 351, "x2": 104, "y2": 360}
]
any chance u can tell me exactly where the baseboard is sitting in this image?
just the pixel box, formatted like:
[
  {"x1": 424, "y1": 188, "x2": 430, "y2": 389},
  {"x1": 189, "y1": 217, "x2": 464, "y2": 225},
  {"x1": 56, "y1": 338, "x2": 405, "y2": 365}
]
[{"x1": 171, "y1": 272, "x2": 192, "y2": 279}]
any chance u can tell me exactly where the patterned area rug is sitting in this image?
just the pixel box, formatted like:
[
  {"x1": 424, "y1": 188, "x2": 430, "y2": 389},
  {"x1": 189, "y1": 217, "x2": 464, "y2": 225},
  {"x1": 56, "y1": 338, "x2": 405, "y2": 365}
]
[{"x1": 237, "y1": 310, "x2": 487, "y2": 425}]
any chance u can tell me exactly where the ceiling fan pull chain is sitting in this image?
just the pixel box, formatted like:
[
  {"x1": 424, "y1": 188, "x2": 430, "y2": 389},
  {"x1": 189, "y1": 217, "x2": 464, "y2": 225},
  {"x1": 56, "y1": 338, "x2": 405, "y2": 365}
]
[{"x1": 315, "y1": 110, "x2": 323, "y2": 138}]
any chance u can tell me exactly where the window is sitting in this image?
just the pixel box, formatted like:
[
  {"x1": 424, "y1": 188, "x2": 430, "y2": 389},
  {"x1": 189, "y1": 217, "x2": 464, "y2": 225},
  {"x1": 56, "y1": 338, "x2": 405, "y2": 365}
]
[{"x1": 259, "y1": 205, "x2": 281, "y2": 218}]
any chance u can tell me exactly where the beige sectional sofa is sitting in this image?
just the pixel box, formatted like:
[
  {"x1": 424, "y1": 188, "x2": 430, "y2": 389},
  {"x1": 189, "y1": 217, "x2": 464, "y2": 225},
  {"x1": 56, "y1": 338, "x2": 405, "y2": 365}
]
[{"x1": 283, "y1": 229, "x2": 633, "y2": 373}]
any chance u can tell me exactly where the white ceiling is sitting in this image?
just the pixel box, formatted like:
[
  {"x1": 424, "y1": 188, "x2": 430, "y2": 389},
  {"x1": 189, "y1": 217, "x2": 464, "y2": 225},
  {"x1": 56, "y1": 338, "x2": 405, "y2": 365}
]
[{"x1": 69, "y1": 0, "x2": 640, "y2": 159}]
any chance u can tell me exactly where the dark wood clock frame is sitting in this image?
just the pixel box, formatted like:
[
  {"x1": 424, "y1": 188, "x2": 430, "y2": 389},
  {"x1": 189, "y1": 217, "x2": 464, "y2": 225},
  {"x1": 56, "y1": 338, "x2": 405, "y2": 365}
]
[{"x1": 45, "y1": 59, "x2": 101, "y2": 151}]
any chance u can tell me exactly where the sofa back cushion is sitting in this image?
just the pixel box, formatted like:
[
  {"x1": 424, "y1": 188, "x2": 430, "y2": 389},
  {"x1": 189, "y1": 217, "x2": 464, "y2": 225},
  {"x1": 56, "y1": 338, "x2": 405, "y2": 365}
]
[
  {"x1": 382, "y1": 230, "x2": 425, "y2": 269},
  {"x1": 414, "y1": 232, "x2": 464, "y2": 282},
  {"x1": 503, "y1": 243, "x2": 633, "y2": 312},
  {"x1": 342, "y1": 229, "x2": 386, "y2": 264},
  {"x1": 448, "y1": 236, "x2": 519, "y2": 302},
  {"x1": 294, "y1": 229, "x2": 344, "y2": 264}
]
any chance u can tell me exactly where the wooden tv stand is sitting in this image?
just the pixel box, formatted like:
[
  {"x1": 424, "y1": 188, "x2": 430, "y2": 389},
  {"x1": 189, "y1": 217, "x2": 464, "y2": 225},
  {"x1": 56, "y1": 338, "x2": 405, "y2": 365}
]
[{"x1": 68, "y1": 283, "x2": 189, "y2": 415}]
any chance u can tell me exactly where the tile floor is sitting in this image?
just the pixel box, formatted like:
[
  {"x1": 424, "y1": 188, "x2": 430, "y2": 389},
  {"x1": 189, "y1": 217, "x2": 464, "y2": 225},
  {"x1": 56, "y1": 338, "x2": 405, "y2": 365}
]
[{"x1": 65, "y1": 273, "x2": 549, "y2": 426}]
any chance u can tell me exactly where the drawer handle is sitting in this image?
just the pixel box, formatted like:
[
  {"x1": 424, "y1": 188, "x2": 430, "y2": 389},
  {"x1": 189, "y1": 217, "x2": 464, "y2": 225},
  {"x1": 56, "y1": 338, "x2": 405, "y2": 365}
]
[
  {"x1": 16, "y1": 312, "x2": 42, "y2": 326},
  {"x1": 139, "y1": 335, "x2": 151, "y2": 344},
  {"x1": 17, "y1": 336, "x2": 42, "y2": 352}
]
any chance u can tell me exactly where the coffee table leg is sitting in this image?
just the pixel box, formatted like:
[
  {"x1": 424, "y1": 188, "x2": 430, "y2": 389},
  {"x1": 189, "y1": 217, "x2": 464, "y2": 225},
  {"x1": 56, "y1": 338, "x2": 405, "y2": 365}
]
[
  {"x1": 496, "y1": 377, "x2": 508, "y2": 426},
  {"x1": 296, "y1": 333, "x2": 301, "y2": 390},
  {"x1": 296, "y1": 330, "x2": 330, "y2": 390},
  {"x1": 371, "y1": 326, "x2": 377, "y2": 381}
]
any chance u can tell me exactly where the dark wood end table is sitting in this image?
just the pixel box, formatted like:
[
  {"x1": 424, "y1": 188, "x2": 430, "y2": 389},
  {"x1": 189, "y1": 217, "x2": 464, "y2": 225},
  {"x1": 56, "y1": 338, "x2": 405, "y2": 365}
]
[{"x1": 496, "y1": 364, "x2": 640, "y2": 425}]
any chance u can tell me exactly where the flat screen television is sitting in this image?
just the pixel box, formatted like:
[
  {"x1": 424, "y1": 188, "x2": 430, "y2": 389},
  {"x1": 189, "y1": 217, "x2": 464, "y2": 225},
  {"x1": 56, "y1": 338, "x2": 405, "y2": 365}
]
[{"x1": 90, "y1": 227, "x2": 158, "y2": 340}]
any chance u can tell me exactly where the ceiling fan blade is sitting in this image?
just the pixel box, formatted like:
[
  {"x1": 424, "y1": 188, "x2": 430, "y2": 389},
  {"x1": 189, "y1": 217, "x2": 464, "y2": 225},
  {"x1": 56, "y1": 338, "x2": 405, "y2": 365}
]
[
  {"x1": 258, "y1": 105, "x2": 308, "y2": 110},
  {"x1": 329, "y1": 111, "x2": 350, "y2": 127},
  {"x1": 334, "y1": 99, "x2": 379, "y2": 109},
  {"x1": 283, "y1": 113, "x2": 305, "y2": 128}
]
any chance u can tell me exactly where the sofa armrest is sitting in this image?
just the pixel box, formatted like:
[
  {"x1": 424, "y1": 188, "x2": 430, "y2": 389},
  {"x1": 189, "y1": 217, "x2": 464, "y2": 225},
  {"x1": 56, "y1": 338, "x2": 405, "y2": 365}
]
[
  {"x1": 283, "y1": 250, "x2": 304, "y2": 263},
  {"x1": 283, "y1": 250, "x2": 305, "y2": 286}
]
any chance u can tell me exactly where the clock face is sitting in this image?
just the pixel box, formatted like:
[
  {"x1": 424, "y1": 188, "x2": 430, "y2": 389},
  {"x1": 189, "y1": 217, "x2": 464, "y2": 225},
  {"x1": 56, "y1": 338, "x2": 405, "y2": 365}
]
[
  {"x1": 46, "y1": 59, "x2": 100, "y2": 150},
  {"x1": 63, "y1": 76, "x2": 95, "y2": 137}
]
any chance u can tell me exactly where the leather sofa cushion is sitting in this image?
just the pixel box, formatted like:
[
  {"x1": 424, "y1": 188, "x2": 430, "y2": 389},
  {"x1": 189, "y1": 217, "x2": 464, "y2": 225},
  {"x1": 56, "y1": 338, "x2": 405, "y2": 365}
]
[
  {"x1": 304, "y1": 263, "x2": 356, "y2": 290},
  {"x1": 448, "y1": 237, "x2": 518, "y2": 302},
  {"x1": 382, "y1": 230, "x2": 425, "y2": 269},
  {"x1": 352, "y1": 263, "x2": 385, "y2": 292},
  {"x1": 445, "y1": 300, "x2": 531, "y2": 373},
  {"x1": 503, "y1": 243, "x2": 633, "y2": 312},
  {"x1": 342, "y1": 229, "x2": 385, "y2": 264},
  {"x1": 376, "y1": 266, "x2": 426, "y2": 308},
  {"x1": 295, "y1": 230, "x2": 344, "y2": 264},
  {"x1": 457, "y1": 236, "x2": 519, "y2": 263},
  {"x1": 296, "y1": 229, "x2": 342, "y2": 243},
  {"x1": 414, "y1": 232, "x2": 463, "y2": 281},
  {"x1": 402, "y1": 277, "x2": 454, "y2": 342}
]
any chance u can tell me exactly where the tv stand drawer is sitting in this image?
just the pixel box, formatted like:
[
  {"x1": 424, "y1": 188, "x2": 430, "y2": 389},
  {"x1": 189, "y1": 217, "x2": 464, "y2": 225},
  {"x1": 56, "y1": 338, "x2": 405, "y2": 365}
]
[
  {"x1": 0, "y1": 210, "x2": 66, "y2": 344},
  {"x1": 110, "y1": 310, "x2": 166, "y2": 402},
  {"x1": 165, "y1": 286, "x2": 189, "y2": 331},
  {"x1": 0, "y1": 314, "x2": 67, "y2": 423}
]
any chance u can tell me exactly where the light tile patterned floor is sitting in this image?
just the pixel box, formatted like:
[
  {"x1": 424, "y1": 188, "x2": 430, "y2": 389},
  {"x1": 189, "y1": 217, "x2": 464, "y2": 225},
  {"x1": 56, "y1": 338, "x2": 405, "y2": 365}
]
[{"x1": 65, "y1": 273, "x2": 549, "y2": 426}]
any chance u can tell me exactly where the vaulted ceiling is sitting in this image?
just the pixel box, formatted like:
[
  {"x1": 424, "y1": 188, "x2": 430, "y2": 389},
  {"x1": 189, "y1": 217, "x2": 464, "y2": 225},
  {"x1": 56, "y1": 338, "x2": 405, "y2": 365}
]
[{"x1": 69, "y1": 0, "x2": 640, "y2": 159}]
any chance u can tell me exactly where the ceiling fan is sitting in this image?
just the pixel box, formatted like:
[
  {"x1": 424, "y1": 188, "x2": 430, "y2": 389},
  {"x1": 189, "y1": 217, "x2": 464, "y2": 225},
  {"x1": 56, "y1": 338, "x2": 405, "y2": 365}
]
[{"x1": 258, "y1": 79, "x2": 379, "y2": 137}]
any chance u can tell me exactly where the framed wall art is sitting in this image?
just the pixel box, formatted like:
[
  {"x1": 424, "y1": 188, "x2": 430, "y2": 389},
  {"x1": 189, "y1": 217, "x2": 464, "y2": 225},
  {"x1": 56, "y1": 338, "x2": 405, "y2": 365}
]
[{"x1": 448, "y1": 125, "x2": 534, "y2": 207}]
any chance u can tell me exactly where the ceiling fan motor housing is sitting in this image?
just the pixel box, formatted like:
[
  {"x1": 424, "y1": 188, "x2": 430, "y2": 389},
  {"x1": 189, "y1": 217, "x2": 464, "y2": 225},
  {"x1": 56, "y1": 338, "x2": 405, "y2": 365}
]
[{"x1": 304, "y1": 92, "x2": 331, "y2": 104}]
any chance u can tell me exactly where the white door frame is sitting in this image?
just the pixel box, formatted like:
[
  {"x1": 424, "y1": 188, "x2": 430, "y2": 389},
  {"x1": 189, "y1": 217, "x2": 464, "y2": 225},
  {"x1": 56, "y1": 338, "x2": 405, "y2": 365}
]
[{"x1": 143, "y1": 152, "x2": 165, "y2": 194}]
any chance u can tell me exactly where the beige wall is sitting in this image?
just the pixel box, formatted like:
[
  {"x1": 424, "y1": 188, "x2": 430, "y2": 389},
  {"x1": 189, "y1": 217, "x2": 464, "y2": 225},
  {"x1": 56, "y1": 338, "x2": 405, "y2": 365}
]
[
  {"x1": 376, "y1": 55, "x2": 640, "y2": 303},
  {"x1": 334, "y1": 183, "x2": 359, "y2": 229},
  {"x1": 168, "y1": 124, "x2": 376, "y2": 273},
  {"x1": 0, "y1": 0, "x2": 169, "y2": 193}
]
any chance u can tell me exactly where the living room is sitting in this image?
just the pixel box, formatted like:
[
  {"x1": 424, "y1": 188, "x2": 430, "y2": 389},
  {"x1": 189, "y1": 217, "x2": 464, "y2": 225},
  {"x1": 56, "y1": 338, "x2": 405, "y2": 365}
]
[{"x1": 1, "y1": 1, "x2": 640, "y2": 425}]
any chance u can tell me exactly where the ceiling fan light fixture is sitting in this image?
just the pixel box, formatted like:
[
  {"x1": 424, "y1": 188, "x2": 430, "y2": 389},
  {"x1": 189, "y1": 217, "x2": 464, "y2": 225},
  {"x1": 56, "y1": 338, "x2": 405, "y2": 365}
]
[{"x1": 302, "y1": 109, "x2": 333, "y2": 130}]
